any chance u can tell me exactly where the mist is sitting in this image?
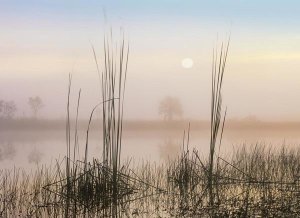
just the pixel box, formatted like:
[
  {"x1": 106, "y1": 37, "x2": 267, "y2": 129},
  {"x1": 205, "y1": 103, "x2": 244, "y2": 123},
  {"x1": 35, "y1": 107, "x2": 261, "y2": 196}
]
[{"x1": 1, "y1": 1, "x2": 300, "y2": 121}]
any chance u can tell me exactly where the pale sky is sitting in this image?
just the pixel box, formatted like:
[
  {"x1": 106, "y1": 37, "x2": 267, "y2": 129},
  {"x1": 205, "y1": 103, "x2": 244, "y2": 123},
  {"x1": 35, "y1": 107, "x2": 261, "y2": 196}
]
[{"x1": 1, "y1": 0, "x2": 300, "y2": 120}]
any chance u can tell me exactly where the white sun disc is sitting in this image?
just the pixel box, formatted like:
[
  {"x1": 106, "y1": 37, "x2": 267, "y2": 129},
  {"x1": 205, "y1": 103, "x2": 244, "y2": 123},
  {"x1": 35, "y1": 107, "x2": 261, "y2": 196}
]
[{"x1": 182, "y1": 58, "x2": 194, "y2": 69}]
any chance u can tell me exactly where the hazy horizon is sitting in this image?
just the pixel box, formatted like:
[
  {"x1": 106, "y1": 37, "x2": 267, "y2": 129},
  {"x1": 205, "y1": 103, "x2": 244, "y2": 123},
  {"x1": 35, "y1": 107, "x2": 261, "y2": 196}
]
[{"x1": 2, "y1": 1, "x2": 300, "y2": 121}]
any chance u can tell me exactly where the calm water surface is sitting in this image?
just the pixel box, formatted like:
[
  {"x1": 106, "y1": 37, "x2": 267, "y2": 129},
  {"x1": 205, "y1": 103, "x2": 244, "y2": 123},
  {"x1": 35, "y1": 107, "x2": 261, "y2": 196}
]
[{"x1": 1, "y1": 128, "x2": 300, "y2": 170}]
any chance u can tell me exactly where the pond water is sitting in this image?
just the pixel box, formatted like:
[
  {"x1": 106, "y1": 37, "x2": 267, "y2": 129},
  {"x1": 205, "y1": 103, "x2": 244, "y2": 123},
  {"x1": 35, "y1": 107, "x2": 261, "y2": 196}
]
[{"x1": 1, "y1": 127, "x2": 300, "y2": 171}]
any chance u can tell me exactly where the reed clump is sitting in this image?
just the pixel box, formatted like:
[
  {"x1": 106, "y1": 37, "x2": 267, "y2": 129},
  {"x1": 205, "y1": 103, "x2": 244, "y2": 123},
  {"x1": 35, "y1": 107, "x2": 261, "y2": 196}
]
[{"x1": 1, "y1": 144, "x2": 300, "y2": 217}]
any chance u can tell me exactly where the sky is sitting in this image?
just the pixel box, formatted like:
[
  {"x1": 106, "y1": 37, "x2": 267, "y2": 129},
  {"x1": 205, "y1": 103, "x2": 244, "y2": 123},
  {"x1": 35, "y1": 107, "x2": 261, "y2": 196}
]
[{"x1": 1, "y1": 0, "x2": 300, "y2": 120}]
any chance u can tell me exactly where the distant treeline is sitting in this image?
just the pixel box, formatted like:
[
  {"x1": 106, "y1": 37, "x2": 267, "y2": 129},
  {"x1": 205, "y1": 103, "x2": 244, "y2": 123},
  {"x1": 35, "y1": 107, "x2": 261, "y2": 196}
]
[{"x1": 1, "y1": 118, "x2": 300, "y2": 131}]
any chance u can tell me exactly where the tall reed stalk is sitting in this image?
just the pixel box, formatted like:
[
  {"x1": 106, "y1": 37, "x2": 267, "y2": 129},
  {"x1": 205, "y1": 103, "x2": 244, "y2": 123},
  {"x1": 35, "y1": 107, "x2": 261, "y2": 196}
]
[
  {"x1": 65, "y1": 74, "x2": 72, "y2": 217},
  {"x1": 93, "y1": 29, "x2": 129, "y2": 216},
  {"x1": 208, "y1": 40, "x2": 229, "y2": 208}
]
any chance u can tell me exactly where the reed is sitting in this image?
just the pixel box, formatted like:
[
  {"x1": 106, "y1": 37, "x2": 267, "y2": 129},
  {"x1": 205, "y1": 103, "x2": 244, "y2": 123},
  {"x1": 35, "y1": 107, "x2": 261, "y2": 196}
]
[
  {"x1": 208, "y1": 40, "x2": 229, "y2": 209},
  {"x1": 92, "y1": 29, "x2": 129, "y2": 216}
]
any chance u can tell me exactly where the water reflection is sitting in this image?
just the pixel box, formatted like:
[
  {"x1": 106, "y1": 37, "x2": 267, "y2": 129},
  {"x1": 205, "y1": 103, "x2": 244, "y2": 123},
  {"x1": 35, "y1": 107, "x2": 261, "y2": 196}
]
[
  {"x1": 0, "y1": 127, "x2": 300, "y2": 171},
  {"x1": 28, "y1": 147, "x2": 43, "y2": 165},
  {"x1": 158, "y1": 138, "x2": 181, "y2": 161},
  {"x1": 0, "y1": 142, "x2": 16, "y2": 161}
]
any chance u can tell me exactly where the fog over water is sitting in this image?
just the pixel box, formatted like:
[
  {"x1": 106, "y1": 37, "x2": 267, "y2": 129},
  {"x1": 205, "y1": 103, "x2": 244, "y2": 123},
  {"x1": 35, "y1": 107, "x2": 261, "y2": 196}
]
[
  {"x1": 1, "y1": 122, "x2": 300, "y2": 171},
  {"x1": 2, "y1": 1, "x2": 300, "y2": 173}
]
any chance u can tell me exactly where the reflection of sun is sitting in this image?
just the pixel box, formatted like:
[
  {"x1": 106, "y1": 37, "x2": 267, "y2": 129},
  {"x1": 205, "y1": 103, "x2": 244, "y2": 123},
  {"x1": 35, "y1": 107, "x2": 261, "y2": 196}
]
[{"x1": 182, "y1": 58, "x2": 194, "y2": 69}]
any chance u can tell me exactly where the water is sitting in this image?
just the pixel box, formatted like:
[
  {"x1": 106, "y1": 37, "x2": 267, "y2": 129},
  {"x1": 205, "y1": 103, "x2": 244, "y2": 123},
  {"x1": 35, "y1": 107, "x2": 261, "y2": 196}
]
[{"x1": 1, "y1": 127, "x2": 300, "y2": 171}]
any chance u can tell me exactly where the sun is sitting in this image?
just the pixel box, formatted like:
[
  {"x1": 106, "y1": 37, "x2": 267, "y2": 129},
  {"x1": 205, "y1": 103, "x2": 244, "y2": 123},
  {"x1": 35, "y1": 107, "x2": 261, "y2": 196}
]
[{"x1": 181, "y1": 58, "x2": 194, "y2": 69}]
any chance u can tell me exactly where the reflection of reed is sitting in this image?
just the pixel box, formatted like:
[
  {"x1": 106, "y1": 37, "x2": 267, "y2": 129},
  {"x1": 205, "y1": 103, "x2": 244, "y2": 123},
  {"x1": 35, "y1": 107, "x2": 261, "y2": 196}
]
[{"x1": 0, "y1": 142, "x2": 16, "y2": 161}]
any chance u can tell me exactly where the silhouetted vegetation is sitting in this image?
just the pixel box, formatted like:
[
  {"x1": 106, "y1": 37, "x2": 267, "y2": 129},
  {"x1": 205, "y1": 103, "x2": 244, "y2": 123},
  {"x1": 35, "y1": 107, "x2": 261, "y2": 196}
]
[
  {"x1": 1, "y1": 35, "x2": 300, "y2": 217},
  {"x1": 1, "y1": 143, "x2": 300, "y2": 217}
]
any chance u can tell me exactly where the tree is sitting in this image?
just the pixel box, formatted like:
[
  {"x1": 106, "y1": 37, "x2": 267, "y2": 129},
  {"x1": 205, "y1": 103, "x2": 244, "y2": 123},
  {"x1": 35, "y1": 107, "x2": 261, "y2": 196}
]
[
  {"x1": 2, "y1": 101, "x2": 17, "y2": 119},
  {"x1": 158, "y1": 96, "x2": 183, "y2": 121},
  {"x1": 28, "y1": 96, "x2": 44, "y2": 118}
]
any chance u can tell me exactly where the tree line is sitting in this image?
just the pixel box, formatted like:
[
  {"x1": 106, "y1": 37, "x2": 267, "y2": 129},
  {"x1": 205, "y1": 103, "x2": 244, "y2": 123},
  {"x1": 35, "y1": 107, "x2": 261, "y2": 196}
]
[
  {"x1": 0, "y1": 96, "x2": 44, "y2": 119},
  {"x1": 0, "y1": 95, "x2": 183, "y2": 120}
]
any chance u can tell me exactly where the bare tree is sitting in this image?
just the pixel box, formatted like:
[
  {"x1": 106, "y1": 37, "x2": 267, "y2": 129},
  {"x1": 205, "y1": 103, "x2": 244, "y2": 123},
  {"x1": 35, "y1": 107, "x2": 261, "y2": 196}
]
[
  {"x1": 2, "y1": 101, "x2": 17, "y2": 119},
  {"x1": 158, "y1": 96, "x2": 183, "y2": 121},
  {"x1": 28, "y1": 96, "x2": 44, "y2": 118}
]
